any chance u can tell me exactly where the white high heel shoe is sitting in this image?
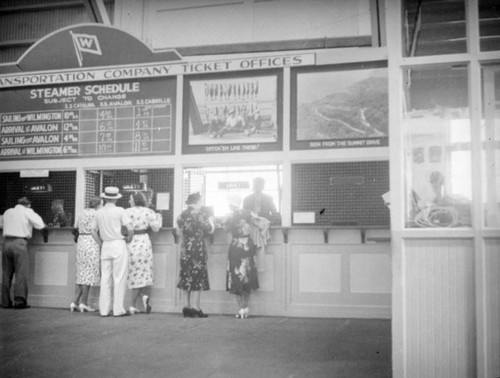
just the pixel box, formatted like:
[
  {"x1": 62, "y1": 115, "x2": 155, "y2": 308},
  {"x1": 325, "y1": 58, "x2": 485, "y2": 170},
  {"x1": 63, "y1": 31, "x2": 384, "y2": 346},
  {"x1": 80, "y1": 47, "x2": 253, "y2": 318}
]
[
  {"x1": 79, "y1": 303, "x2": 96, "y2": 312},
  {"x1": 237, "y1": 308, "x2": 245, "y2": 319},
  {"x1": 70, "y1": 302, "x2": 78, "y2": 312},
  {"x1": 243, "y1": 307, "x2": 249, "y2": 319},
  {"x1": 129, "y1": 306, "x2": 140, "y2": 314}
]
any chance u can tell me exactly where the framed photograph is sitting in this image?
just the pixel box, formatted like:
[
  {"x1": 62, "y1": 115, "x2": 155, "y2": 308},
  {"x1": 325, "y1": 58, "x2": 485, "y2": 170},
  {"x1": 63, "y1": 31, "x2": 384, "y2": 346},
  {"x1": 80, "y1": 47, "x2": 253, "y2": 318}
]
[
  {"x1": 182, "y1": 70, "x2": 282, "y2": 154},
  {"x1": 291, "y1": 62, "x2": 388, "y2": 150}
]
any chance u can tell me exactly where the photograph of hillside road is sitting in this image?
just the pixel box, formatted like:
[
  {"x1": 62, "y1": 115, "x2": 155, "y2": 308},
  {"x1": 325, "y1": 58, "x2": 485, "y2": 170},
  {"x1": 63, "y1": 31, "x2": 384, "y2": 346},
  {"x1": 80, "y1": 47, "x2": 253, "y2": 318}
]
[{"x1": 295, "y1": 65, "x2": 388, "y2": 146}]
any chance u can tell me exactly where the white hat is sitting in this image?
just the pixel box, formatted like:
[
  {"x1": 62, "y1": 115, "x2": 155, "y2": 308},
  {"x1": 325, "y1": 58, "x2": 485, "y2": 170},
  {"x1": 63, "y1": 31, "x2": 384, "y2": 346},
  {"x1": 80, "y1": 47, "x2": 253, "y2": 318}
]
[{"x1": 101, "y1": 186, "x2": 122, "y2": 199}]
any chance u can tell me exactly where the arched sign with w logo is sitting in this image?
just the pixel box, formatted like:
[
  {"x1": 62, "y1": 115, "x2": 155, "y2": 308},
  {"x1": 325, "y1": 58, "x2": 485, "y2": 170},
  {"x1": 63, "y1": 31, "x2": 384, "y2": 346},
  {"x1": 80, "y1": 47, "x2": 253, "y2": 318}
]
[
  {"x1": 8, "y1": 23, "x2": 182, "y2": 72},
  {"x1": 70, "y1": 31, "x2": 102, "y2": 67}
]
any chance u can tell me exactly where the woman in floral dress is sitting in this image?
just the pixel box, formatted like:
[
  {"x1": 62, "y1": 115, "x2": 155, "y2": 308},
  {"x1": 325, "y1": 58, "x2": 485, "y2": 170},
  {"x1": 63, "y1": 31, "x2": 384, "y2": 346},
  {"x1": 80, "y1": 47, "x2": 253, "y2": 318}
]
[
  {"x1": 177, "y1": 192, "x2": 214, "y2": 318},
  {"x1": 70, "y1": 197, "x2": 102, "y2": 312},
  {"x1": 225, "y1": 203, "x2": 259, "y2": 319},
  {"x1": 126, "y1": 192, "x2": 162, "y2": 314}
]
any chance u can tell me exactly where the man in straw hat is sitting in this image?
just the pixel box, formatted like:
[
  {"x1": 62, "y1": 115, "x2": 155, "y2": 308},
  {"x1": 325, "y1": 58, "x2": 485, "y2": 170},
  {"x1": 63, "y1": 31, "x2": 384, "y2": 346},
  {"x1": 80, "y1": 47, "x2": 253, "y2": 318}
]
[{"x1": 92, "y1": 187, "x2": 133, "y2": 317}]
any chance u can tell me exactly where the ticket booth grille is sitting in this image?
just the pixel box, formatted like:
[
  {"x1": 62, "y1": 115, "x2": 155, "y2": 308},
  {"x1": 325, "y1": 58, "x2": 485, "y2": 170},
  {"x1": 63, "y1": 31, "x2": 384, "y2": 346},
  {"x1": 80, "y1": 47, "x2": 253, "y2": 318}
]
[
  {"x1": 84, "y1": 168, "x2": 174, "y2": 227},
  {"x1": 0, "y1": 170, "x2": 76, "y2": 227}
]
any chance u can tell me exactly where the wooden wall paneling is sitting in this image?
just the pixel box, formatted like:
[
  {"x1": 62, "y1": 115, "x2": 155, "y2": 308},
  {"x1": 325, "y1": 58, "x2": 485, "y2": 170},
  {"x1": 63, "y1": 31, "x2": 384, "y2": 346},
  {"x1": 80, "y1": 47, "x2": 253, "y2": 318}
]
[{"x1": 404, "y1": 238, "x2": 476, "y2": 378}]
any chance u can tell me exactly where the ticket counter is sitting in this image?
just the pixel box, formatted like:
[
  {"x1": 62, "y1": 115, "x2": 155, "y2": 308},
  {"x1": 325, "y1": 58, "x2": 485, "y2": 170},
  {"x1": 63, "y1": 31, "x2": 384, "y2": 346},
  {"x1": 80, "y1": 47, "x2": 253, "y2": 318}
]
[{"x1": 1, "y1": 224, "x2": 390, "y2": 318}]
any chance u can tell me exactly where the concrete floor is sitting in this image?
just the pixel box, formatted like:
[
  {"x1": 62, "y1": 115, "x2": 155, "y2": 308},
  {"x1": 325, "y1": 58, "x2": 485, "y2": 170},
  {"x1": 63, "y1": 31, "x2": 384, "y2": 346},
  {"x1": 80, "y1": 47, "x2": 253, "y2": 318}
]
[{"x1": 0, "y1": 308, "x2": 391, "y2": 378}]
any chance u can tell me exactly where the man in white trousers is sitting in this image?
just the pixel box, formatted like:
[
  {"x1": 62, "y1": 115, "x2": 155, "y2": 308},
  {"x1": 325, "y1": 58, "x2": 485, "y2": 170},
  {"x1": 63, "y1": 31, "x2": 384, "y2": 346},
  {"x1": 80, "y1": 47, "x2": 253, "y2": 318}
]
[{"x1": 92, "y1": 187, "x2": 133, "y2": 317}]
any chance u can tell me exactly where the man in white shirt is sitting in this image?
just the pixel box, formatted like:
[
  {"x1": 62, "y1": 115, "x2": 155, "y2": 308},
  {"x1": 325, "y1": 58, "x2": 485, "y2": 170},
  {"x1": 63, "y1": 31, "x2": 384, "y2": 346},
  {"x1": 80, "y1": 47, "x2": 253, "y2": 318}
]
[
  {"x1": 1, "y1": 197, "x2": 46, "y2": 309},
  {"x1": 92, "y1": 187, "x2": 134, "y2": 317}
]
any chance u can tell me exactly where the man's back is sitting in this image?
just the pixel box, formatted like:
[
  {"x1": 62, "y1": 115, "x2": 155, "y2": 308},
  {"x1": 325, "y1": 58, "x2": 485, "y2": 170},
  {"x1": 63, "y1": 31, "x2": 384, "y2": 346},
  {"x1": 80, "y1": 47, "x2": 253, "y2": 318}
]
[
  {"x1": 2, "y1": 204, "x2": 45, "y2": 238},
  {"x1": 94, "y1": 203, "x2": 129, "y2": 241}
]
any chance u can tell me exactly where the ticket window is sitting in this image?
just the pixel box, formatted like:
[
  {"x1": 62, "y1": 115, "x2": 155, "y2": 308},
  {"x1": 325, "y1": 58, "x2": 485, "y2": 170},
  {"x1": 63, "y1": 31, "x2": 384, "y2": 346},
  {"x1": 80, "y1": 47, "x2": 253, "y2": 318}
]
[
  {"x1": 291, "y1": 161, "x2": 390, "y2": 227},
  {"x1": 182, "y1": 165, "x2": 282, "y2": 225},
  {"x1": 85, "y1": 169, "x2": 174, "y2": 227},
  {"x1": 0, "y1": 171, "x2": 76, "y2": 227}
]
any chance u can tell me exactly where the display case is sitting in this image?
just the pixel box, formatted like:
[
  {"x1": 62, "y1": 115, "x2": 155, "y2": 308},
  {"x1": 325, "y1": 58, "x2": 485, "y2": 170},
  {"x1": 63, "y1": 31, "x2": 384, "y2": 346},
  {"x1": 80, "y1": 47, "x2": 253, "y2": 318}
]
[{"x1": 403, "y1": 65, "x2": 472, "y2": 228}]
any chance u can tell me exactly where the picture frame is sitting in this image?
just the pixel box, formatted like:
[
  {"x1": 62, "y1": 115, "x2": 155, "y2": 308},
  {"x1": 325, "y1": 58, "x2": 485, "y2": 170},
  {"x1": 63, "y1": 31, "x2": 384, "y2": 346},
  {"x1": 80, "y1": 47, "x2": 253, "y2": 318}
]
[
  {"x1": 291, "y1": 62, "x2": 388, "y2": 150},
  {"x1": 182, "y1": 70, "x2": 283, "y2": 154}
]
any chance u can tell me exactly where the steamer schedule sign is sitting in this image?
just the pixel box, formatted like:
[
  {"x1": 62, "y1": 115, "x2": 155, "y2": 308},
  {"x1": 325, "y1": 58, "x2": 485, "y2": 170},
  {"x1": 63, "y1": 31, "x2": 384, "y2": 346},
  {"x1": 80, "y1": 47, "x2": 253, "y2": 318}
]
[{"x1": 0, "y1": 78, "x2": 176, "y2": 159}]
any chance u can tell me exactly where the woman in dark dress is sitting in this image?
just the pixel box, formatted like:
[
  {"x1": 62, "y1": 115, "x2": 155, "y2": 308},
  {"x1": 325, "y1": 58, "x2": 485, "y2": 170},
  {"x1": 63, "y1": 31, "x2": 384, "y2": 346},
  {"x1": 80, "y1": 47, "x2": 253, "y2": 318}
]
[
  {"x1": 225, "y1": 201, "x2": 259, "y2": 319},
  {"x1": 177, "y1": 193, "x2": 214, "y2": 318}
]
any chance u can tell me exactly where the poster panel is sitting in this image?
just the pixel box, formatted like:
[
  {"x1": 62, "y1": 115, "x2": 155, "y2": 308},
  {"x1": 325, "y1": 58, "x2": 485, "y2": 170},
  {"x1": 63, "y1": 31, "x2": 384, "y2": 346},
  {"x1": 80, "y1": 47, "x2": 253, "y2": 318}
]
[
  {"x1": 291, "y1": 62, "x2": 388, "y2": 150},
  {"x1": 0, "y1": 77, "x2": 176, "y2": 159},
  {"x1": 182, "y1": 70, "x2": 282, "y2": 154}
]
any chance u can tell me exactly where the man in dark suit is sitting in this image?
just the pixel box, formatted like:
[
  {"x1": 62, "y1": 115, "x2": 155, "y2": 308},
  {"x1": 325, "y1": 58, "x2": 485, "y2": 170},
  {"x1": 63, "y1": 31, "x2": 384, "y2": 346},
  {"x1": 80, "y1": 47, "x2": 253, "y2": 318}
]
[{"x1": 242, "y1": 177, "x2": 280, "y2": 273}]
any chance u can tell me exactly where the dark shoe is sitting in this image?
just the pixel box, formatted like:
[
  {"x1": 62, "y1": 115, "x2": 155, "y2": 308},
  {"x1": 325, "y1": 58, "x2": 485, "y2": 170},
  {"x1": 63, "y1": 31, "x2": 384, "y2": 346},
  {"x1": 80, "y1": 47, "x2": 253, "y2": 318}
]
[
  {"x1": 13, "y1": 304, "x2": 31, "y2": 309},
  {"x1": 2, "y1": 304, "x2": 13, "y2": 309},
  {"x1": 182, "y1": 307, "x2": 194, "y2": 318},
  {"x1": 192, "y1": 309, "x2": 208, "y2": 318}
]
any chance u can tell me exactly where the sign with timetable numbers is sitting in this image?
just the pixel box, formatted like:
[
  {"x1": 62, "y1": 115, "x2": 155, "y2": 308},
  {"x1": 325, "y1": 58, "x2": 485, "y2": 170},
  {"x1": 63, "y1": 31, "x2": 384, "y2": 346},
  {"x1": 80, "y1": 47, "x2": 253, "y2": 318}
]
[{"x1": 0, "y1": 78, "x2": 176, "y2": 159}]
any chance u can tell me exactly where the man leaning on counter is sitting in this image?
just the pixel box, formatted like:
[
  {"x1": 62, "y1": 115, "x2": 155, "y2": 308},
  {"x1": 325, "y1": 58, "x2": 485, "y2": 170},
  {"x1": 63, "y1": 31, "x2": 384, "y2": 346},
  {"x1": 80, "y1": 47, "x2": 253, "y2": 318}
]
[{"x1": 1, "y1": 197, "x2": 46, "y2": 309}]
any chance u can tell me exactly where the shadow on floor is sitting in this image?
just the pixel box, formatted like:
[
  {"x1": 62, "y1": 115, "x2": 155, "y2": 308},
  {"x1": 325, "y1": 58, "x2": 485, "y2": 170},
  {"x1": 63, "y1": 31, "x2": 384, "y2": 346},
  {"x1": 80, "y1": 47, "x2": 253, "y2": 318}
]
[{"x1": 0, "y1": 307, "x2": 391, "y2": 378}]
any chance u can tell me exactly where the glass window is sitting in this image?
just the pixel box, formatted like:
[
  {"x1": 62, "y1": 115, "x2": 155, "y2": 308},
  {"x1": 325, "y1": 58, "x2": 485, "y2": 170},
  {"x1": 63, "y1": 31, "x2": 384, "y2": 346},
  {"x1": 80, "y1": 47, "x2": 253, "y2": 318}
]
[
  {"x1": 403, "y1": 65, "x2": 472, "y2": 228},
  {"x1": 182, "y1": 165, "x2": 282, "y2": 225},
  {"x1": 479, "y1": 0, "x2": 500, "y2": 52},
  {"x1": 402, "y1": 0, "x2": 467, "y2": 57},
  {"x1": 482, "y1": 66, "x2": 500, "y2": 227}
]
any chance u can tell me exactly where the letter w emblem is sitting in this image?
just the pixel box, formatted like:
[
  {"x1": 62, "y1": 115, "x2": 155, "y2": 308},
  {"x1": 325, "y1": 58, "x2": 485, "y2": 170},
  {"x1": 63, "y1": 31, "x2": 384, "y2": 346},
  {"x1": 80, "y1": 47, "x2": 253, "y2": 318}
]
[{"x1": 70, "y1": 31, "x2": 102, "y2": 67}]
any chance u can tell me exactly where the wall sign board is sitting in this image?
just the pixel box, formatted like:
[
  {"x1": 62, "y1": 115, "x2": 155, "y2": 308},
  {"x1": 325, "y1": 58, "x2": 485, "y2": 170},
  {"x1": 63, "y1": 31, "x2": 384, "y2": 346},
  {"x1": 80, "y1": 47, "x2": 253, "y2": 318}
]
[
  {"x1": 0, "y1": 54, "x2": 315, "y2": 88},
  {"x1": 0, "y1": 78, "x2": 175, "y2": 159}
]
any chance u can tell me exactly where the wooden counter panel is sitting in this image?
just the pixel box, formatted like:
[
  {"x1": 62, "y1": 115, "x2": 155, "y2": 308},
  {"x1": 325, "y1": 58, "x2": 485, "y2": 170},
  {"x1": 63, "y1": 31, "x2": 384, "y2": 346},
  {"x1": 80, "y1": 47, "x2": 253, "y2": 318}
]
[{"x1": 1, "y1": 228, "x2": 391, "y2": 318}]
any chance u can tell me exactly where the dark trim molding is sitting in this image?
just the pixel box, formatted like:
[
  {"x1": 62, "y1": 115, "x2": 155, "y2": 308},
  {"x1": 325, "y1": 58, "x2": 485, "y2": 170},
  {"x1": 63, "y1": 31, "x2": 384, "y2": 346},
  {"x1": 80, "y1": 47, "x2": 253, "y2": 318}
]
[{"x1": 176, "y1": 36, "x2": 373, "y2": 57}]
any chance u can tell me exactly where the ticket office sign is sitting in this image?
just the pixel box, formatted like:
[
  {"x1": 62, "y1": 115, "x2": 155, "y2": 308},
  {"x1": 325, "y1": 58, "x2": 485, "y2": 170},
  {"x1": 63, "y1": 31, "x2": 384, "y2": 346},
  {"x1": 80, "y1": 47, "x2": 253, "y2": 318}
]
[{"x1": 0, "y1": 78, "x2": 176, "y2": 159}]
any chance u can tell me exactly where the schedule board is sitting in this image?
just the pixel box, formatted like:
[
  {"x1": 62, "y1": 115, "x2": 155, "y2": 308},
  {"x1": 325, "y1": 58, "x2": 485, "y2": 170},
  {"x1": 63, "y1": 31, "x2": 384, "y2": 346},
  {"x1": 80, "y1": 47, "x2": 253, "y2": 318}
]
[{"x1": 0, "y1": 78, "x2": 175, "y2": 159}]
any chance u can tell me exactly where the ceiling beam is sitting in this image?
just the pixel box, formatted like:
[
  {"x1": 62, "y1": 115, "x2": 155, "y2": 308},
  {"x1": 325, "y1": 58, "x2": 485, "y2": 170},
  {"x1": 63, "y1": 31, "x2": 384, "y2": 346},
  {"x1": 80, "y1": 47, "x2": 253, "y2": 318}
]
[
  {"x1": 83, "y1": 0, "x2": 110, "y2": 24},
  {"x1": 0, "y1": 1, "x2": 82, "y2": 14}
]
